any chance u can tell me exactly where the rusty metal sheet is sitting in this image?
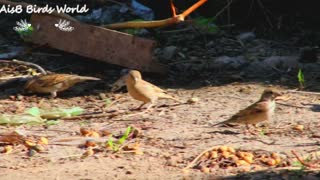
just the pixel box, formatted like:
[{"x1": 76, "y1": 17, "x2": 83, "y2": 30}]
[{"x1": 30, "y1": 14, "x2": 167, "y2": 73}]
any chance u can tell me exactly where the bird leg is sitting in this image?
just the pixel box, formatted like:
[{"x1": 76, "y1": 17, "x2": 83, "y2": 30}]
[
  {"x1": 130, "y1": 103, "x2": 153, "y2": 114},
  {"x1": 145, "y1": 103, "x2": 154, "y2": 111},
  {"x1": 138, "y1": 102, "x2": 146, "y2": 109},
  {"x1": 50, "y1": 91, "x2": 57, "y2": 98},
  {"x1": 131, "y1": 102, "x2": 146, "y2": 111},
  {"x1": 244, "y1": 124, "x2": 258, "y2": 135}
]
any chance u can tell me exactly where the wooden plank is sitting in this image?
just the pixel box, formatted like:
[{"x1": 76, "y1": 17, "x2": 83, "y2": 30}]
[{"x1": 30, "y1": 14, "x2": 167, "y2": 73}]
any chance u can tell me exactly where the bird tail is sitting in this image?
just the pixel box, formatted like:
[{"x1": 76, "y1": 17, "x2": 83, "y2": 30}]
[{"x1": 75, "y1": 75, "x2": 101, "y2": 81}]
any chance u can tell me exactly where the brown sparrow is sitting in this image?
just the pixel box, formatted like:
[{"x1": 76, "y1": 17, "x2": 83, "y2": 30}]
[
  {"x1": 125, "y1": 70, "x2": 181, "y2": 110},
  {"x1": 111, "y1": 74, "x2": 127, "y2": 92},
  {"x1": 211, "y1": 89, "x2": 282, "y2": 131},
  {"x1": 24, "y1": 73, "x2": 100, "y2": 98}
]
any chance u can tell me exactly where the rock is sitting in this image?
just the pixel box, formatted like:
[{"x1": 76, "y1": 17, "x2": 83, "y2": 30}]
[
  {"x1": 243, "y1": 56, "x2": 301, "y2": 78},
  {"x1": 75, "y1": 8, "x2": 102, "y2": 23},
  {"x1": 161, "y1": 46, "x2": 178, "y2": 61},
  {"x1": 263, "y1": 56, "x2": 300, "y2": 69},
  {"x1": 131, "y1": 0, "x2": 154, "y2": 20},
  {"x1": 299, "y1": 47, "x2": 319, "y2": 63},
  {"x1": 76, "y1": 5, "x2": 129, "y2": 24},
  {"x1": 237, "y1": 32, "x2": 256, "y2": 42},
  {"x1": 0, "y1": 46, "x2": 24, "y2": 59},
  {"x1": 208, "y1": 56, "x2": 247, "y2": 70}
]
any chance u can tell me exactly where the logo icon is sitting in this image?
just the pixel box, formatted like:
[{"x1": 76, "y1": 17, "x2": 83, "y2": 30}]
[
  {"x1": 13, "y1": 19, "x2": 32, "y2": 32},
  {"x1": 54, "y1": 19, "x2": 74, "y2": 32},
  {"x1": 13, "y1": 19, "x2": 34, "y2": 39}
]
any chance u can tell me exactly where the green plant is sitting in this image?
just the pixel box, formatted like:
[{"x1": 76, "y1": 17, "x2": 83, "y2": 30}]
[
  {"x1": 26, "y1": 107, "x2": 40, "y2": 117},
  {"x1": 105, "y1": 98, "x2": 112, "y2": 107},
  {"x1": 107, "y1": 126, "x2": 132, "y2": 152},
  {"x1": 297, "y1": 69, "x2": 305, "y2": 88},
  {"x1": 291, "y1": 161, "x2": 306, "y2": 177},
  {"x1": 193, "y1": 17, "x2": 219, "y2": 33}
]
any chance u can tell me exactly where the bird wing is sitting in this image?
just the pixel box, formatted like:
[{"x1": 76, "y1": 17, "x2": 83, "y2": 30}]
[
  {"x1": 34, "y1": 74, "x2": 71, "y2": 87},
  {"x1": 213, "y1": 101, "x2": 269, "y2": 125},
  {"x1": 142, "y1": 80, "x2": 165, "y2": 93},
  {"x1": 235, "y1": 101, "x2": 268, "y2": 116},
  {"x1": 133, "y1": 80, "x2": 160, "y2": 100}
]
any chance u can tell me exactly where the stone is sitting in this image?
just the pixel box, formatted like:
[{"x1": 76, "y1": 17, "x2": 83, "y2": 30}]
[{"x1": 161, "y1": 46, "x2": 178, "y2": 61}]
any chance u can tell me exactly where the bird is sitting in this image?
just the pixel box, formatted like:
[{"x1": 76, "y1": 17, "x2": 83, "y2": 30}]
[
  {"x1": 125, "y1": 70, "x2": 181, "y2": 110},
  {"x1": 24, "y1": 73, "x2": 100, "y2": 98},
  {"x1": 111, "y1": 69, "x2": 130, "y2": 92},
  {"x1": 211, "y1": 89, "x2": 282, "y2": 133}
]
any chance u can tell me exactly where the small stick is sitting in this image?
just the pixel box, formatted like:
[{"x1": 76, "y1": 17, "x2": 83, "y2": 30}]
[
  {"x1": 286, "y1": 90, "x2": 320, "y2": 96},
  {"x1": 291, "y1": 150, "x2": 318, "y2": 168},
  {"x1": 184, "y1": 146, "x2": 217, "y2": 169},
  {"x1": 62, "y1": 111, "x2": 120, "y2": 120},
  {"x1": 0, "y1": 75, "x2": 31, "y2": 81},
  {"x1": 13, "y1": 59, "x2": 47, "y2": 74},
  {"x1": 214, "y1": 0, "x2": 233, "y2": 19},
  {"x1": 277, "y1": 102, "x2": 311, "y2": 109},
  {"x1": 104, "y1": 0, "x2": 207, "y2": 29}
]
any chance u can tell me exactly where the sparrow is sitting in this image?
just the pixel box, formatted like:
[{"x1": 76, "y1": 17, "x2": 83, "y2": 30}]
[
  {"x1": 211, "y1": 89, "x2": 282, "y2": 131},
  {"x1": 125, "y1": 70, "x2": 181, "y2": 110},
  {"x1": 111, "y1": 71, "x2": 128, "y2": 92},
  {"x1": 24, "y1": 73, "x2": 100, "y2": 98}
]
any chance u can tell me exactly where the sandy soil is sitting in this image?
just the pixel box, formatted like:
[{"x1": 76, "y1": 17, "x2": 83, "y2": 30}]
[{"x1": 1, "y1": 79, "x2": 319, "y2": 179}]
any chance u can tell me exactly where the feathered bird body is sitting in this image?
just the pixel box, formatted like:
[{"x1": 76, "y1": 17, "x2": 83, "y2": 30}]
[
  {"x1": 24, "y1": 74, "x2": 100, "y2": 97},
  {"x1": 125, "y1": 70, "x2": 181, "y2": 109},
  {"x1": 212, "y1": 89, "x2": 281, "y2": 127}
]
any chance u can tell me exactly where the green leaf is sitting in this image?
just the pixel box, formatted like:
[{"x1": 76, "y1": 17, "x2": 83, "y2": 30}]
[
  {"x1": 0, "y1": 114, "x2": 44, "y2": 125},
  {"x1": 107, "y1": 138, "x2": 119, "y2": 151},
  {"x1": 292, "y1": 160, "x2": 303, "y2": 167},
  {"x1": 25, "y1": 107, "x2": 40, "y2": 117},
  {"x1": 193, "y1": 17, "x2": 218, "y2": 33},
  {"x1": 61, "y1": 107, "x2": 84, "y2": 116},
  {"x1": 105, "y1": 99, "x2": 112, "y2": 107},
  {"x1": 40, "y1": 107, "x2": 84, "y2": 119},
  {"x1": 45, "y1": 120, "x2": 60, "y2": 126},
  {"x1": 298, "y1": 69, "x2": 304, "y2": 83},
  {"x1": 297, "y1": 69, "x2": 305, "y2": 88},
  {"x1": 107, "y1": 138, "x2": 114, "y2": 148},
  {"x1": 118, "y1": 126, "x2": 132, "y2": 145}
]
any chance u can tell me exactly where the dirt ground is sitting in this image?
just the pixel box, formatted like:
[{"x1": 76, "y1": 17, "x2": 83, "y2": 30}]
[
  {"x1": 1, "y1": 15, "x2": 320, "y2": 179},
  {"x1": 1, "y1": 65, "x2": 320, "y2": 179}
]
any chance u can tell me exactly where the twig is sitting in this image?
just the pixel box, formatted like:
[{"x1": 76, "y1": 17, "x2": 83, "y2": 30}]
[
  {"x1": 212, "y1": 95, "x2": 247, "y2": 101},
  {"x1": 257, "y1": 0, "x2": 274, "y2": 29},
  {"x1": 104, "y1": 0, "x2": 207, "y2": 29},
  {"x1": 277, "y1": 102, "x2": 311, "y2": 109},
  {"x1": 291, "y1": 150, "x2": 318, "y2": 168},
  {"x1": 0, "y1": 59, "x2": 47, "y2": 74},
  {"x1": 286, "y1": 90, "x2": 320, "y2": 96},
  {"x1": 0, "y1": 75, "x2": 31, "y2": 81},
  {"x1": 214, "y1": 0, "x2": 233, "y2": 19},
  {"x1": 185, "y1": 146, "x2": 217, "y2": 169},
  {"x1": 0, "y1": 75, "x2": 32, "y2": 87},
  {"x1": 0, "y1": 59, "x2": 47, "y2": 87},
  {"x1": 12, "y1": 59, "x2": 47, "y2": 74},
  {"x1": 62, "y1": 111, "x2": 121, "y2": 120}
]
